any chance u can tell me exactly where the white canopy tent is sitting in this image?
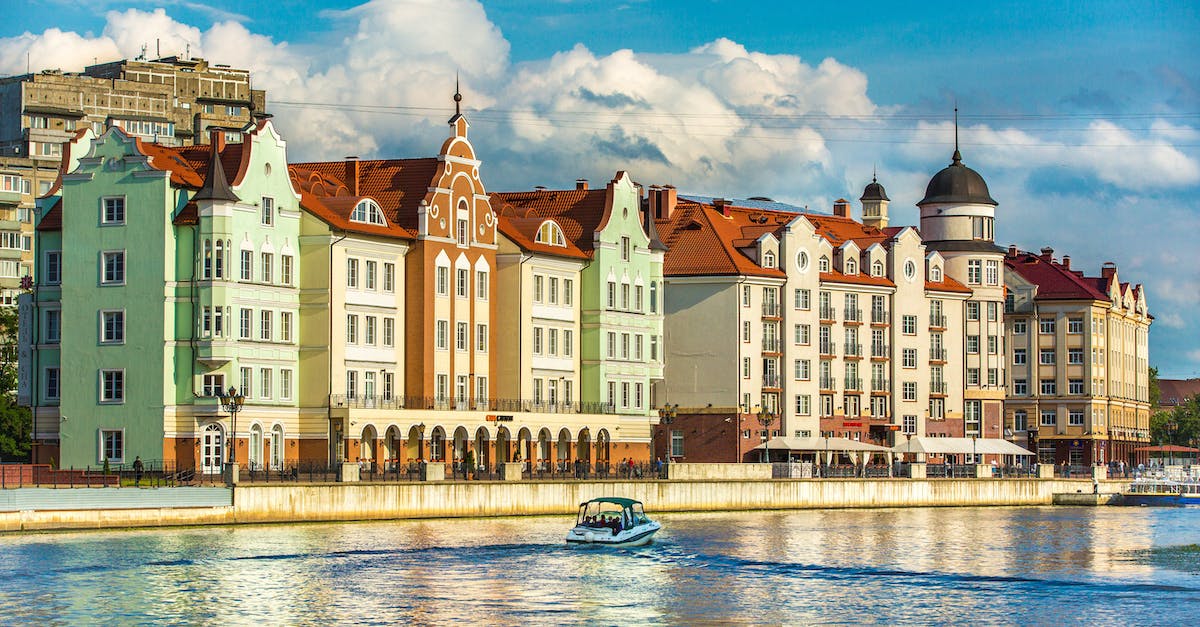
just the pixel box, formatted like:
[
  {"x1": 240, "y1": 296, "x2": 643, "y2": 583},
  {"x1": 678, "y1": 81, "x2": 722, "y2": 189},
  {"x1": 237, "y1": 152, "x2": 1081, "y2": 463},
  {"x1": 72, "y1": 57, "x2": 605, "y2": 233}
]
[
  {"x1": 754, "y1": 436, "x2": 892, "y2": 465},
  {"x1": 891, "y1": 436, "x2": 1034, "y2": 457}
]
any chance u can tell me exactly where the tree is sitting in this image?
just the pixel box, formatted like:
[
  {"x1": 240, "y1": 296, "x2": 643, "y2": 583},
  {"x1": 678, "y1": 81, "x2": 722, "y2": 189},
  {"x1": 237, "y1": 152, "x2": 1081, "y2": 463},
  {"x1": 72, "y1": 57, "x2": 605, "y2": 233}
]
[
  {"x1": 1150, "y1": 394, "x2": 1200, "y2": 447},
  {"x1": 0, "y1": 305, "x2": 31, "y2": 462},
  {"x1": 1149, "y1": 367, "x2": 1161, "y2": 410}
]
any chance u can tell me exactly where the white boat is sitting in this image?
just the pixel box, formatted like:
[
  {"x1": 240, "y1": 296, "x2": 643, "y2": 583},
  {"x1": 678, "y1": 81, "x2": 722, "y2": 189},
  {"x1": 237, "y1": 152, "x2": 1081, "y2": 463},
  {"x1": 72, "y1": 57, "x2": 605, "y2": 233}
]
[{"x1": 565, "y1": 497, "x2": 661, "y2": 547}]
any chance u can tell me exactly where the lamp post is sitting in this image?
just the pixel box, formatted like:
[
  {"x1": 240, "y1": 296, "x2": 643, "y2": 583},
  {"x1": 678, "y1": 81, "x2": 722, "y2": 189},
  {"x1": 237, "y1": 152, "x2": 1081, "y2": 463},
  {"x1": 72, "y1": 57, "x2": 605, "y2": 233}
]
[
  {"x1": 756, "y1": 406, "x2": 775, "y2": 464},
  {"x1": 656, "y1": 404, "x2": 677, "y2": 461},
  {"x1": 217, "y1": 386, "x2": 245, "y2": 486}
]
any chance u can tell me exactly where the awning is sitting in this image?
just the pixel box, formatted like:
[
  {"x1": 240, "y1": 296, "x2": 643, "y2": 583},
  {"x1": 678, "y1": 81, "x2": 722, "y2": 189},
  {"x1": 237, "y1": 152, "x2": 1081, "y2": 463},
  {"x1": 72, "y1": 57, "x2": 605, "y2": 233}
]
[
  {"x1": 891, "y1": 436, "x2": 1034, "y2": 456},
  {"x1": 1134, "y1": 445, "x2": 1199, "y2": 453},
  {"x1": 753, "y1": 436, "x2": 891, "y2": 453}
]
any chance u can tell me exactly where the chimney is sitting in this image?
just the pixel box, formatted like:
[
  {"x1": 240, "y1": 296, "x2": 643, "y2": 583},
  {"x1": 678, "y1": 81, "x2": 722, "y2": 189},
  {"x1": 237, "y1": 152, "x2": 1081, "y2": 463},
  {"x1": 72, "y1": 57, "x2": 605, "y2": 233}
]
[
  {"x1": 714, "y1": 197, "x2": 730, "y2": 218},
  {"x1": 1039, "y1": 246, "x2": 1054, "y2": 261},
  {"x1": 208, "y1": 128, "x2": 226, "y2": 153},
  {"x1": 833, "y1": 198, "x2": 851, "y2": 218},
  {"x1": 1061, "y1": 255, "x2": 1070, "y2": 269},
  {"x1": 576, "y1": 178, "x2": 588, "y2": 191},
  {"x1": 1101, "y1": 262, "x2": 1117, "y2": 280},
  {"x1": 662, "y1": 185, "x2": 677, "y2": 220},
  {"x1": 648, "y1": 185, "x2": 661, "y2": 220},
  {"x1": 1008, "y1": 244, "x2": 1018, "y2": 257},
  {"x1": 344, "y1": 156, "x2": 359, "y2": 196}
]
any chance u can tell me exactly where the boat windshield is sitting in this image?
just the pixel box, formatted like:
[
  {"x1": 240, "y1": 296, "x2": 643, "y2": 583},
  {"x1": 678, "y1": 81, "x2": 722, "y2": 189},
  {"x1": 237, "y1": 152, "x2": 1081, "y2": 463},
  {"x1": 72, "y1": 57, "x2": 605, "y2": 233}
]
[{"x1": 576, "y1": 501, "x2": 640, "y2": 529}]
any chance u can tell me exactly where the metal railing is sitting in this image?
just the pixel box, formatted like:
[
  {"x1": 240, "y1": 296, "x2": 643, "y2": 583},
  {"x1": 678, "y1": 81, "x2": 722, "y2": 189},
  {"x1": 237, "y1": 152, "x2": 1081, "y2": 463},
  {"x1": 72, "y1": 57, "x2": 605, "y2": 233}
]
[
  {"x1": 929, "y1": 314, "x2": 947, "y2": 328},
  {"x1": 762, "y1": 374, "x2": 781, "y2": 388},
  {"x1": 819, "y1": 306, "x2": 836, "y2": 320},
  {"x1": 929, "y1": 348, "x2": 947, "y2": 361},
  {"x1": 844, "y1": 308, "x2": 862, "y2": 323},
  {"x1": 762, "y1": 338, "x2": 781, "y2": 353},
  {"x1": 871, "y1": 378, "x2": 889, "y2": 391},
  {"x1": 871, "y1": 309, "x2": 889, "y2": 324},
  {"x1": 844, "y1": 342, "x2": 862, "y2": 357},
  {"x1": 819, "y1": 342, "x2": 835, "y2": 356},
  {"x1": 844, "y1": 376, "x2": 863, "y2": 391},
  {"x1": 762, "y1": 302, "x2": 781, "y2": 317},
  {"x1": 871, "y1": 343, "x2": 889, "y2": 357},
  {"x1": 930, "y1": 381, "x2": 947, "y2": 394},
  {"x1": 819, "y1": 376, "x2": 836, "y2": 390},
  {"x1": 330, "y1": 395, "x2": 615, "y2": 414}
]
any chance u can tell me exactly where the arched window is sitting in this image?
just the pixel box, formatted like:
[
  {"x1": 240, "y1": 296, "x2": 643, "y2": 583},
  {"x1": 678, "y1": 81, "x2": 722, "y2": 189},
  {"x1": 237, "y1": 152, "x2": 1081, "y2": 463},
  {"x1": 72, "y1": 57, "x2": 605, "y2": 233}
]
[
  {"x1": 931, "y1": 265, "x2": 943, "y2": 282},
  {"x1": 271, "y1": 425, "x2": 283, "y2": 470},
  {"x1": 535, "y1": 221, "x2": 566, "y2": 247},
  {"x1": 871, "y1": 260, "x2": 884, "y2": 277},
  {"x1": 350, "y1": 199, "x2": 386, "y2": 225},
  {"x1": 203, "y1": 239, "x2": 212, "y2": 279},
  {"x1": 763, "y1": 250, "x2": 776, "y2": 269},
  {"x1": 818, "y1": 256, "x2": 830, "y2": 273},
  {"x1": 845, "y1": 258, "x2": 857, "y2": 274},
  {"x1": 249, "y1": 424, "x2": 263, "y2": 471},
  {"x1": 214, "y1": 240, "x2": 225, "y2": 279}
]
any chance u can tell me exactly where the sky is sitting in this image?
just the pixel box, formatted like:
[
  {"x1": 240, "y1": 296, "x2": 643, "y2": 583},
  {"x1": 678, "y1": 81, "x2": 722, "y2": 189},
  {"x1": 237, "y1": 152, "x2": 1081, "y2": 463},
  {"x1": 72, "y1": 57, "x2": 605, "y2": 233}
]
[{"x1": 4, "y1": 0, "x2": 1199, "y2": 377}]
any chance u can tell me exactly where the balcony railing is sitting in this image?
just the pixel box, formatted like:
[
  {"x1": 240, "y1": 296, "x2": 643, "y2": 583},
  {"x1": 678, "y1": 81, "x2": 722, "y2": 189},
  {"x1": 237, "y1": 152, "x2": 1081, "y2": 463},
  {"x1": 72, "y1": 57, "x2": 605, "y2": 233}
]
[
  {"x1": 929, "y1": 314, "x2": 947, "y2": 328},
  {"x1": 762, "y1": 302, "x2": 781, "y2": 318},
  {"x1": 871, "y1": 378, "x2": 889, "y2": 391},
  {"x1": 871, "y1": 343, "x2": 889, "y2": 358},
  {"x1": 819, "y1": 342, "x2": 835, "y2": 356},
  {"x1": 330, "y1": 394, "x2": 615, "y2": 414},
  {"x1": 844, "y1": 308, "x2": 862, "y2": 323},
  {"x1": 819, "y1": 376, "x2": 835, "y2": 390},
  {"x1": 929, "y1": 348, "x2": 947, "y2": 361},
  {"x1": 844, "y1": 376, "x2": 863, "y2": 391},
  {"x1": 762, "y1": 374, "x2": 781, "y2": 388},
  {"x1": 844, "y1": 342, "x2": 862, "y2": 357},
  {"x1": 762, "y1": 338, "x2": 781, "y2": 353},
  {"x1": 819, "y1": 306, "x2": 836, "y2": 321},
  {"x1": 930, "y1": 381, "x2": 948, "y2": 394},
  {"x1": 871, "y1": 309, "x2": 889, "y2": 324}
]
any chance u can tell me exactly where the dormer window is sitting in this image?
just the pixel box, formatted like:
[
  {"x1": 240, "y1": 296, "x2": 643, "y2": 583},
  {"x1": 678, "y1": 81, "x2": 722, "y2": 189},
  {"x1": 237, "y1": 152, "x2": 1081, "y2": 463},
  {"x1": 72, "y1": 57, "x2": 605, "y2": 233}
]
[
  {"x1": 535, "y1": 221, "x2": 566, "y2": 247},
  {"x1": 931, "y1": 265, "x2": 943, "y2": 282},
  {"x1": 845, "y1": 258, "x2": 857, "y2": 275},
  {"x1": 871, "y1": 261, "x2": 884, "y2": 277},
  {"x1": 763, "y1": 250, "x2": 776, "y2": 269},
  {"x1": 818, "y1": 256, "x2": 830, "y2": 273},
  {"x1": 350, "y1": 199, "x2": 386, "y2": 226}
]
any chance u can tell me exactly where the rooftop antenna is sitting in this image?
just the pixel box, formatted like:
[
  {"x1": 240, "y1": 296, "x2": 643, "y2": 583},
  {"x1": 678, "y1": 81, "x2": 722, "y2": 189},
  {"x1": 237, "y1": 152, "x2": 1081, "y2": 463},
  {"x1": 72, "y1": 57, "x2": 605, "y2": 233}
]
[
  {"x1": 454, "y1": 72, "x2": 462, "y2": 116},
  {"x1": 137, "y1": 44, "x2": 147, "y2": 61},
  {"x1": 156, "y1": 38, "x2": 160, "y2": 59},
  {"x1": 185, "y1": 43, "x2": 190, "y2": 60}
]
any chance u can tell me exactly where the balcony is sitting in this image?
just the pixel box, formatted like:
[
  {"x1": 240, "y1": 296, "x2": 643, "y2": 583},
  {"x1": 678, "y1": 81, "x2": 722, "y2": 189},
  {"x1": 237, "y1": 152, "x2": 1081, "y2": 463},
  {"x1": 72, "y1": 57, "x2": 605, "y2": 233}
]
[
  {"x1": 819, "y1": 342, "x2": 836, "y2": 357},
  {"x1": 871, "y1": 309, "x2": 889, "y2": 325},
  {"x1": 843, "y1": 342, "x2": 862, "y2": 358},
  {"x1": 819, "y1": 376, "x2": 836, "y2": 390},
  {"x1": 930, "y1": 381, "x2": 948, "y2": 395},
  {"x1": 762, "y1": 302, "x2": 781, "y2": 318},
  {"x1": 871, "y1": 343, "x2": 889, "y2": 358},
  {"x1": 762, "y1": 374, "x2": 781, "y2": 389},
  {"x1": 844, "y1": 376, "x2": 863, "y2": 391},
  {"x1": 761, "y1": 337, "x2": 781, "y2": 353},
  {"x1": 929, "y1": 348, "x2": 947, "y2": 362},
  {"x1": 844, "y1": 308, "x2": 862, "y2": 324},
  {"x1": 819, "y1": 306, "x2": 836, "y2": 321},
  {"x1": 871, "y1": 378, "x2": 889, "y2": 392},
  {"x1": 330, "y1": 394, "x2": 615, "y2": 414},
  {"x1": 929, "y1": 314, "x2": 947, "y2": 329}
]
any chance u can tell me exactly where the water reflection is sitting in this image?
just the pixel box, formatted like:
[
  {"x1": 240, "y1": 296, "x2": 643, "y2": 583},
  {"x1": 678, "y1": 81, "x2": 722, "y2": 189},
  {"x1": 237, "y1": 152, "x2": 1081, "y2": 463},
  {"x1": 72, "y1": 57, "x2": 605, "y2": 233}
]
[{"x1": 0, "y1": 507, "x2": 1196, "y2": 625}]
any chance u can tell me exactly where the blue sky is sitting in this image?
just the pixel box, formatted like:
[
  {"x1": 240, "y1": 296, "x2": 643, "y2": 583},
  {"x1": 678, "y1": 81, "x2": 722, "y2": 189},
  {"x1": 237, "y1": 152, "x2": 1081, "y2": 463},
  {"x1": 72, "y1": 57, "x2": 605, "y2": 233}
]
[{"x1": 5, "y1": 1, "x2": 1199, "y2": 377}]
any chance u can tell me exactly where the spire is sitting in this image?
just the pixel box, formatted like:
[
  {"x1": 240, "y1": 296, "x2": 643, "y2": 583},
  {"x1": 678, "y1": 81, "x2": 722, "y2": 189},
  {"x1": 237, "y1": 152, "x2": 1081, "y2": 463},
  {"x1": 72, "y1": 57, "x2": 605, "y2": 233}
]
[
  {"x1": 193, "y1": 135, "x2": 239, "y2": 203},
  {"x1": 952, "y1": 105, "x2": 962, "y2": 164},
  {"x1": 454, "y1": 72, "x2": 462, "y2": 116},
  {"x1": 872, "y1": 163, "x2": 877, "y2": 183}
]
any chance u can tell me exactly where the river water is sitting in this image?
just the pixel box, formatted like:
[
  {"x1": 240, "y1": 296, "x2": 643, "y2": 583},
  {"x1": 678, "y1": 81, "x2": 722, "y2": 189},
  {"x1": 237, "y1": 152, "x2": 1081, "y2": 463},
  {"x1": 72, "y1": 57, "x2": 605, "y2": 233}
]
[{"x1": 0, "y1": 506, "x2": 1196, "y2": 625}]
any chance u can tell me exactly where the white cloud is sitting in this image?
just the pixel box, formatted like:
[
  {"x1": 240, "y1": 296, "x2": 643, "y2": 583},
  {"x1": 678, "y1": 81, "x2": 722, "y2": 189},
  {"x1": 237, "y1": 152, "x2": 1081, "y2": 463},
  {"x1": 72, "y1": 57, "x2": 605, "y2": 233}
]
[{"x1": 1157, "y1": 313, "x2": 1187, "y2": 329}]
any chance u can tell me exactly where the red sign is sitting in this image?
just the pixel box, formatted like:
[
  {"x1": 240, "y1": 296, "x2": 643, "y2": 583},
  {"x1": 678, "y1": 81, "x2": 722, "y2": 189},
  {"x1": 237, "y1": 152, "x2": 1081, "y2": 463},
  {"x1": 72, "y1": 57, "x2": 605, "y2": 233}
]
[{"x1": 844, "y1": 422, "x2": 863, "y2": 428}]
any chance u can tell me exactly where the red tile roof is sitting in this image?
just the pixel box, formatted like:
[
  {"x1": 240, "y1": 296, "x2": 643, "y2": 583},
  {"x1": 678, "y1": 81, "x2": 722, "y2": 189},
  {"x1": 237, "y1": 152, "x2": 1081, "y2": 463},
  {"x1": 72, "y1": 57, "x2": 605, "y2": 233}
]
[
  {"x1": 657, "y1": 200, "x2": 788, "y2": 278},
  {"x1": 1004, "y1": 250, "x2": 1110, "y2": 300},
  {"x1": 287, "y1": 158, "x2": 440, "y2": 239},
  {"x1": 1159, "y1": 378, "x2": 1200, "y2": 408},
  {"x1": 491, "y1": 188, "x2": 609, "y2": 253},
  {"x1": 820, "y1": 270, "x2": 896, "y2": 288},
  {"x1": 493, "y1": 213, "x2": 590, "y2": 260}
]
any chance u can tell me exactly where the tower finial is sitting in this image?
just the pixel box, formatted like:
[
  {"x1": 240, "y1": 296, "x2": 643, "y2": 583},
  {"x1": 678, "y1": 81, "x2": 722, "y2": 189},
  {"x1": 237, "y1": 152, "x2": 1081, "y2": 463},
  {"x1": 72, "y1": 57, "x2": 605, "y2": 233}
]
[
  {"x1": 872, "y1": 162, "x2": 877, "y2": 183},
  {"x1": 453, "y1": 72, "x2": 462, "y2": 116},
  {"x1": 952, "y1": 103, "x2": 962, "y2": 164}
]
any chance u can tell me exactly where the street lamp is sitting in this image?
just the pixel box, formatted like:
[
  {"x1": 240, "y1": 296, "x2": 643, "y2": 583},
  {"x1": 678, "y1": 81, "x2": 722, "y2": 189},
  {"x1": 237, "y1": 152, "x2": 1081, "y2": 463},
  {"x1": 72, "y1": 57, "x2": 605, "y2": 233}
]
[
  {"x1": 217, "y1": 386, "x2": 245, "y2": 486},
  {"x1": 656, "y1": 404, "x2": 677, "y2": 461},
  {"x1": 756, "y1": 406, "x2": 775, "y2": 464}
]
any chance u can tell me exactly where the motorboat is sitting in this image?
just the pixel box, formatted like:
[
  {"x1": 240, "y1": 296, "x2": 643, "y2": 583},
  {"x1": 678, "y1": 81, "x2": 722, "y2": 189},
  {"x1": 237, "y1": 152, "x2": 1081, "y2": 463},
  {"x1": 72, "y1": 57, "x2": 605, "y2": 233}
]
[
  {"x1": 1120, "y1": 470, "x2": 1200, "y2": 506},
  {"x1": 565, "y1": 497, "x2": 661, "y2": 547}
]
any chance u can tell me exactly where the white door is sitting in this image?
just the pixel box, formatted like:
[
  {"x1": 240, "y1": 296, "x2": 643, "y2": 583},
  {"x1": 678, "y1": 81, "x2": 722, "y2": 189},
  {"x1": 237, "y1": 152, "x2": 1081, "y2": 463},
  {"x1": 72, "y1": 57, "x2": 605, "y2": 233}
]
[{"x1": 202, "y1": 424, "x2": 224, "y2": 475}]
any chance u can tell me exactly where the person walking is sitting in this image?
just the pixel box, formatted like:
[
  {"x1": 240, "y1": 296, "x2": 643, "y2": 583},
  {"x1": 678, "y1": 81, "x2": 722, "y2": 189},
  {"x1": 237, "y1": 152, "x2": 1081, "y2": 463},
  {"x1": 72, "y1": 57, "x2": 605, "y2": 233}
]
[{"x1": 133, "y1": 456, "x2": 144, "y2": 486}]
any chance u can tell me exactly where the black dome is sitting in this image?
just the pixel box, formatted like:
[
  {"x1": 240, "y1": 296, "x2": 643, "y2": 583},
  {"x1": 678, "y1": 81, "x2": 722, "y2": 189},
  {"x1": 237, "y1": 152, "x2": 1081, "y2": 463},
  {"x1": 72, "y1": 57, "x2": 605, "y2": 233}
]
[
  {"x1": 859, "y1": 176, "x2": 889, "y2": 202},
  {"x1": 916, "y1": 150, "x2": 997, "y2": 207}
]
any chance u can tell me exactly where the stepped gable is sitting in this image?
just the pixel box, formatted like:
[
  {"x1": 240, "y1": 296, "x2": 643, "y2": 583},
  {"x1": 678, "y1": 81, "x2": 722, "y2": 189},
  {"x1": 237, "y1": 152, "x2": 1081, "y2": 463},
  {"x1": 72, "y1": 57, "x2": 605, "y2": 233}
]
[
  {"x1": 288, "y1": 157, "x2": 438, "y2": 239},
  {"x1": 657, "y1": 199, "x2": 788, "y2": 278},
  {"x1": 492, "y1": 188, "x2": 608, "y2": 253}
]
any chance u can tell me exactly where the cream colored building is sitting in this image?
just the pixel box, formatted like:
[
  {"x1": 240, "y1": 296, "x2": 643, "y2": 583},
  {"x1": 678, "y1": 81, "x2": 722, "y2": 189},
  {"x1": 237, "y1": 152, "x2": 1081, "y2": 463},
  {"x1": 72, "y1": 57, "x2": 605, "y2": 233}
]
[{"x1": 1004, "y1": 247, "x2": 1151, "y2": 467}]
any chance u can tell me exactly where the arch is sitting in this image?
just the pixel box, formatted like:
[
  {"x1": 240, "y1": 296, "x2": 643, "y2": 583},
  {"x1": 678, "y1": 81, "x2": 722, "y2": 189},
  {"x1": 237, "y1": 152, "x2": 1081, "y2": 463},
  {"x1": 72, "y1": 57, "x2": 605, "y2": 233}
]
[
  {"x1": 576, "y1": 427, "x2": 592, "y2": 463},
  {"x1": 360, "y1": 425, "x2": 378, "y2": 469},
  {"x1": 350, "y1": 198, "x2": 387, "y2": 225},
  {"x1": 535, "y1": 220, "x2": 566, "y2": 247},
  {"x1": 517, "y1": 427, "x2": 533, "y2": 465},
  {"x1": 214, "y1": 240, "x2": 225, "y2": 278},
  {"x1": 384, "y1": 425, "x2": 403, "y2": 469},
  {"x1": 596, "y1": 428, "x2": 611, "y2": 464},
  {"x1": 406, "y1": 424, "x2": 425, "y2": 461},
  {"x1": 453, "y1": 426, "x2": 470, "y2": 463},
  {"x1": 270, "y1": 424, "x2": 284, "y2": 470},
  {"x1": 557, "y1": 427, "x2": 572, "y2": 461},
  {"x1": 537, "y1": 427, "x2": 553, "y2": 464},
  {"x1": 429, "y1": 425, "x2": 447, "y2": 462},
  {"x1": 818, "y1": 255, "x2": 830, "y2": 272},
  {"x1": 496, "y1": 426, "x2": 512, "y2": 463},
  {"x1": 474, "y1": 426, "x2": 491, "y2": 469},
  {"x1": 249, "y1": 423, "x2": 264, "y2": 471}
]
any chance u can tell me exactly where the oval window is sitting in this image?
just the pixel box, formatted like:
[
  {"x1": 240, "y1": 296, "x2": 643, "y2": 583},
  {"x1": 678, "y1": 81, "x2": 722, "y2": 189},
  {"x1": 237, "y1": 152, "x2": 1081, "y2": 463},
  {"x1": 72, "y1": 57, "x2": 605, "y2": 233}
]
[
  {"x1": 904, "y1": 259, "x2": 917, "y2": 281},
  {"x1": 796, "y1": 251, "x2": 810, "y2": 273}
]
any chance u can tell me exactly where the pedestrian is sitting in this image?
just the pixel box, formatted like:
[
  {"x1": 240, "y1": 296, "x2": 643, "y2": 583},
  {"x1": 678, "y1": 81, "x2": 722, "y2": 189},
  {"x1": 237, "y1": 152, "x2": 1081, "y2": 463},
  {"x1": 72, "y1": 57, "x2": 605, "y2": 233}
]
[
  {"x1": 654, "y1": 457, "x2": 663, "y2": 477},
  {"x1": 1092, "y1": 476, "x2": 1099, "y2": 495},
  {"x1": 133, "y1": 456, "x2": 144, "y2": 486}
]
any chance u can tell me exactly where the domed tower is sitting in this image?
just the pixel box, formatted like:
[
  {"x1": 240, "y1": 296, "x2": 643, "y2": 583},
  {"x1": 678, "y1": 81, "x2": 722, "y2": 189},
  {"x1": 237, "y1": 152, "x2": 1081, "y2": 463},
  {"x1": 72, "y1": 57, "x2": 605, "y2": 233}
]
[
  {"x1": 917, "y1": 127, "x2": 1007, "y2": 445},
  {"x1": 859, "y1": 173, "x2": 890, "y2": 229}
]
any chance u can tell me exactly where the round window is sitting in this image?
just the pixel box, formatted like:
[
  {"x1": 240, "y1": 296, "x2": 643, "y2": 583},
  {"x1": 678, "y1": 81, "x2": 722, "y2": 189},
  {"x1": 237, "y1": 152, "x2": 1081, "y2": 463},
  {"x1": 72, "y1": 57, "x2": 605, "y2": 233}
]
[
  {"x1": 904, "y1": 259, "x2": 917, "y2": 281},
  {"x1": 796, "y1": 251, "x2": 810, "y2": 273}
]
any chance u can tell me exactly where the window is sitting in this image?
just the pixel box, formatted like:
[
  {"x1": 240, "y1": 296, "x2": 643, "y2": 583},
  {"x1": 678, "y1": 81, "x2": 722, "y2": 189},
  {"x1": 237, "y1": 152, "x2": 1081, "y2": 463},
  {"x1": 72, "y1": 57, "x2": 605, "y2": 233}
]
[
  {"x1": 902, "y1": 349, "x2": 917, "y2": 368},
  {"x1": 346, "y1": 315, "x2": 359, "y2": 344},
  {"x1": 436, "y1": 266, "x2": 449, "y2": 296},
  {"x1": 1069, "y1": 379, "x2": 1084, "y2": 395},
  {"x1": 535, "y1": 221, "x2": 565, "y2": 246},
  {"x1": 967, "y1": 368, "x2": 980, "y2": 386},
  {"x1": 763, "y1": 250, "x2": 776, "y2": 268},
  {"x1": 1013, "y1": 379, "x2": 1028, "y2": 396},
  {"x1": 985, "y1": 260, "x2": 999, "y2": 285},
  {"x1": 795, "y1": 324, "x2": 811, "y2": 345},
  {"x1": 281, "y1": 255, "x2": 293, "y2": 285},
  {"x1": 742, "y1": 357, "x2": 751, "y2": 379},
  {"x1": 346, "y1": 371, "x2": 358, "y2": 399},
  {"x1": 1068, "y1": 349, "x2": 1084, "y2": 364},
  {"x1": 670, "y1": 430, "x2": 684, "y2": 457},
  {"x1": 45, "y1": 251, "x2": 62, "y2": 284},
  {"x1": 457, "y1": 218, "x2": 469, "y2": 246},
  {"x1": 930, "y1": 265, "x2": 942, "y2": 281},
  {"x1": 967, "y1": 302, "x2": 979, "y2": 321},
  {"x1": 102, "y1": 197, "x2": 125, "y2": 225},
  {"x1": 873, "y1": 260, "x2": 885, "y2": 277},
  {"x1": 620, "y1": 236, "x2": 631, "y2": 261},
  {"x1": 436, "y1": 320, "x2": 448, "y2": 350},
  {"x1": 533, "y1": 275, "x2": 544, "y2": 303},
  {"x1": 239, "y1": 309, "x2": 251, "y2": 339},
  {"x1": 281, "y1": 370, "x2": 293, "y2": 400},
  {"x1": 240, "y1": 367, "x2": 252, "y2": 398},
  {"x1": 100, "y1": 429, "x2": 124, "y2": 463},
  {"x1": 1068, "y1": 318, "x2": 1084, "y2": 334},
  {"x1": 635, "y1": 334, "x2": 643, "y2": 360},
  {"x1": 100, "y1": 369, "x2": 124, "y2": 403},
  {"x1": 607, "y1": 281, "x2": 616, "y2": 308},
  {"x1": 44, "y1": 310, "x2": 61, "y2": 343},
  {"x1": 742, "y1": 285, "x2": 751, "y2": 307},
  {"x1": 903, "y1": 382, "x2": 917, "y2": 401},
  {"x1": 241, "y1": 250, "x2": 252, "y2": 281},
  {"x1": 620, "y1": 284, "x2": 630, "y2": 310},
  {"x1": 565, "y1": 330, "x2": 574, "y2": 356},
  {"x1": 902, "y1": 315, "x2": 917, "y2": 335},
  {"x1": 457, "y1": 268, "x2": 469, "y2": 298},
  {"x1": 476, "y1": 323, "x2": 488, "y2": 352},
  {"x1": 742, "y1": 321, "x2": 751, "y2": 342},
  {"x1": 988, "y1": 368, "x2": 998, "y2": 387},
  {"x1": 101, "y1": 310, "x2": 124, "y2": 343},
  {"x1": 533, "y1": 327, "x2": 544, "y2": 355},
  {"x1": 365, "y1": 261, "x2": 377, "y2": 290},
  {"x1": 260, "y1": 311, "x2": 272, "y2": 341},
  {"x1": 794, "y1": 359, "x2": 810, "y2": 380},
  {"x1": 621, "y1": 333, "x2": 630, "y2": 360},
  {"x1": 456, "y1": 322, "x2": 468, "y2": 351},
  {"x1": 818, "y1": 256, "x2": 830, "y2": 272},
  {"x1": 1039, "y1": 318, "x2": 1056, "y2": 334},
  {"x1": 1013, "y1": 410, "x2": 1028, "y2": 432},
  {"x1": 971, "y1": 216, "x2": 993, "y2": 240},
  {"x1": 988, "y1": 335, "x2": 998, "y2": 354},
  {"x1": 795, "y1": 394, "x2": 811, "y2": 415},
  {"x1": 1041, "y1": 410, "x2": 1057, "y2": 427},
  {"x1": 1040, "y1": 349, "x2": 1055, "y2": 365},
  {"x1": 45, "y1": 367, "x2": 60, "y2": 400},
  {"x1": 607, "y1": 332, "x2": 615, "y2": 359},
  {"x1": 634, "y1": 284, "x2": 643, "y2": 311},
  {"x1": 845, "y1": 257, "x2": 856, "y2": 274},
  {"x1": 384, "y1": 318, "x2": 395, "y2": 347},
  {"x1": 384, "y1": 263, "x2": 396, "y2": 292},
  {"x1": 365, "y1": 316, "x2": 377, "y2": 345},
  {"x1": 280, "y1": 312, "x2": 293, "y2": 343},
  {"x1": 795, "y1": 288, "x2": 810, "y2": 310},
  {"x1": 967, "y1": 335, "x2": 979, "y2": 354},
  {"x1": 350, "y1": 199, "x2": 386, "y2": 225},
  {"x1": 987, "y1": 301, "x2": 998, "y2": 322},
  {"x1": 101, "y1": 251, "x2": 125, "y2": 284},
  {"x1": 902, "y1": 415, "x2": 917, "y2": 435},
  {"x1": 1013, "y1": 320, "x2": 1027, "y2": 335},
  {"x1": 260, "y1": 196, "x2": 274, "y2": 226},
  {"x1": 548, "y1": 277, "x2": 560, "y2": 305},
  {"x1": 967, "y1": 259, "x2": 982, "y2": 284},
  {"x1": 965, "y1": 401, "x2": 982, "y2": 436},
  {"x1": 1013, "y1": 349, "x2": 1027, "y2": 365},
  {"x1": 1040, "y1": 379, "x2": 1057, "y2": 395},
  {"x1": 1069, "y1": 410, "x2": 1084, "y2": 426},
  {"x1": 261, "y1": 253, "x2": 273, "y2": 283},
  {"x1": 260, "y1": 368, "x2": 272, "y2": 399},
  {"x1": 346, "y1": 258, "x2": 359, "y2": 288},
  {"x1": 648, "y1": 281, "x2": 656, "y2": 313}
]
